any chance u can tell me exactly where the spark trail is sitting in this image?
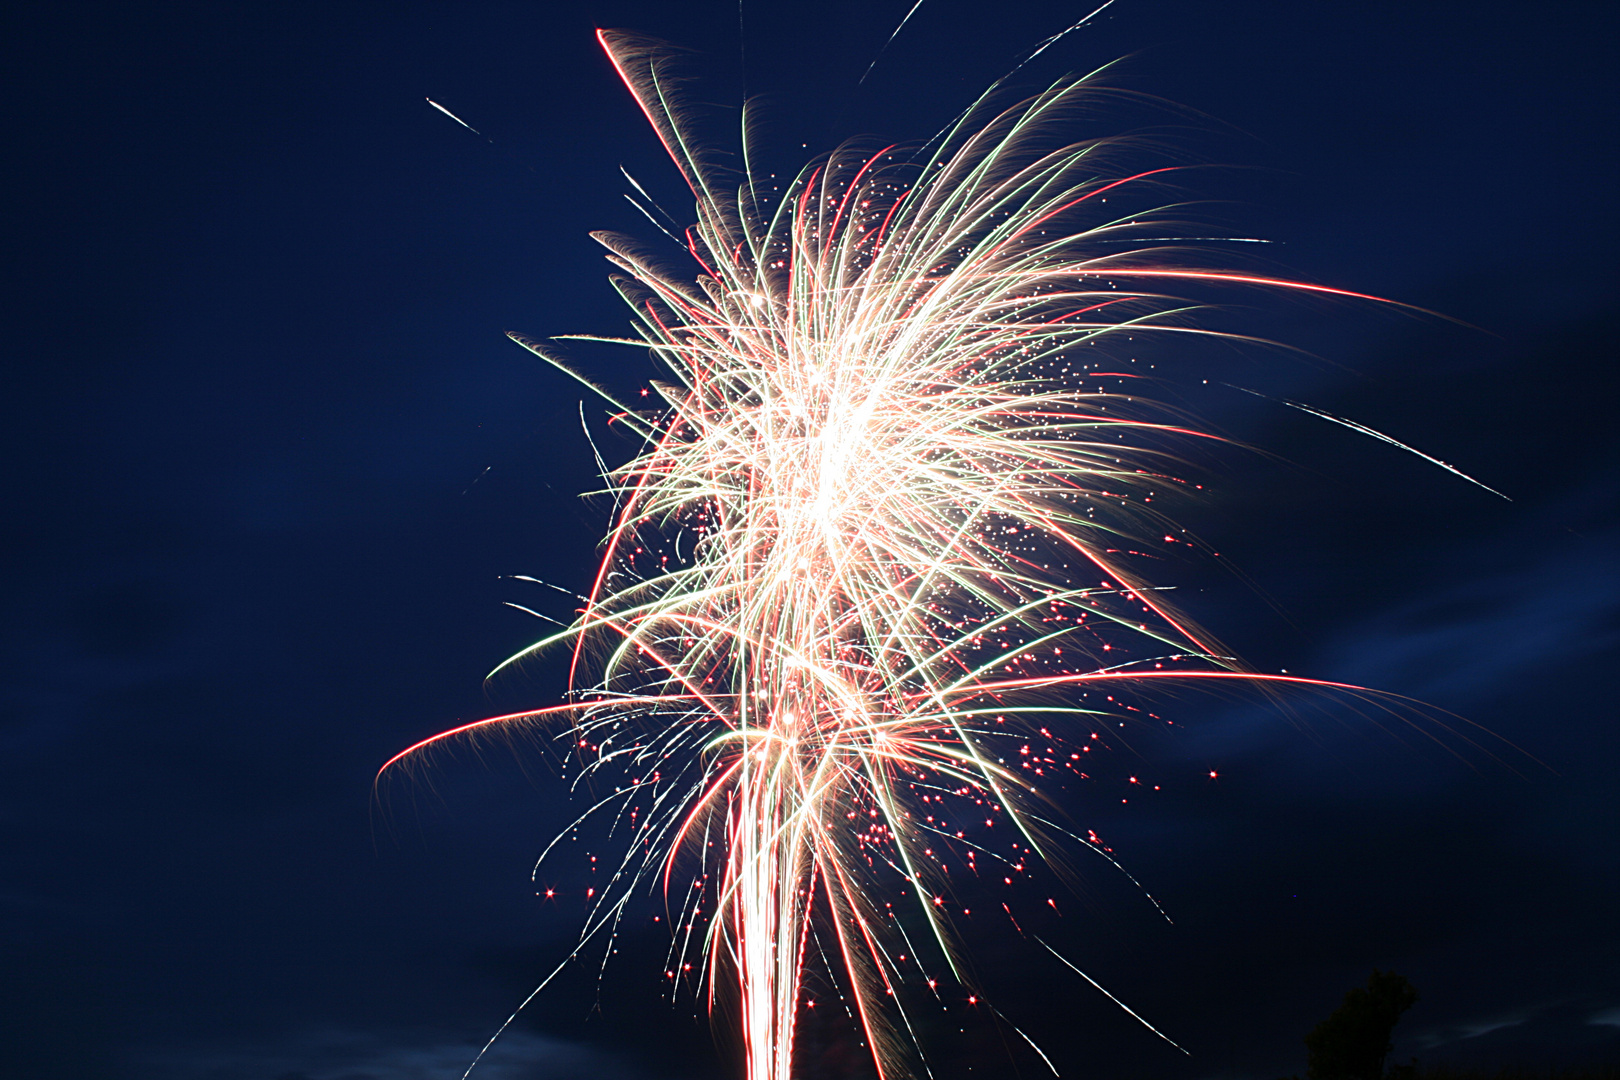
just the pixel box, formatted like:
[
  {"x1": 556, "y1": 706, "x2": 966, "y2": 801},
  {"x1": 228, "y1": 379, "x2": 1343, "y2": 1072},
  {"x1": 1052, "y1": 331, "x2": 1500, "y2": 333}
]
[
  {"x1": 384, "y1": 29, "x2": 1490, "y2": 1080},
  {"x1": 426, "y1": 96, "x2": 489, "y2": 139}
]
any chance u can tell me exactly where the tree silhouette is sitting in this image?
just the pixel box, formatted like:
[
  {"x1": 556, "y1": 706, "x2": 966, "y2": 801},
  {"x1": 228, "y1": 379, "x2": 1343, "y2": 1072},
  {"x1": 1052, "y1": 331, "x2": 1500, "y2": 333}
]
[{"x1": 1304, "y1": 970, "x2": 1419, "y2": 1080}]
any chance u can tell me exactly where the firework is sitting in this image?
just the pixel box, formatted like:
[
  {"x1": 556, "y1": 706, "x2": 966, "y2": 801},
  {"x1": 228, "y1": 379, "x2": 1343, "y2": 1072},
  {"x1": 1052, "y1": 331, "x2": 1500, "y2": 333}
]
[{"x1": 383, "y1": 29, "x2": 1480, "y2": 1080}]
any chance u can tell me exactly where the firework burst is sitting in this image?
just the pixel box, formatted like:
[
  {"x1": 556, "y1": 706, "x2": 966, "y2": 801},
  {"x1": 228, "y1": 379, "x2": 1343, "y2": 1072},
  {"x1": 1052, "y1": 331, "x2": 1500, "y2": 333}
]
[{"x1": 383, "y1": 29, "x2": 1488, "y2": 1080}]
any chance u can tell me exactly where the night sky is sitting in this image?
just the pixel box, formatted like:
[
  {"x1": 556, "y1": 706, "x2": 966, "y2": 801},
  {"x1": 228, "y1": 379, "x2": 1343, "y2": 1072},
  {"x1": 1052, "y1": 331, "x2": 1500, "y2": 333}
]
[{"x1": 4, "y1": 2, "x2": 1617, "y2": 1078}]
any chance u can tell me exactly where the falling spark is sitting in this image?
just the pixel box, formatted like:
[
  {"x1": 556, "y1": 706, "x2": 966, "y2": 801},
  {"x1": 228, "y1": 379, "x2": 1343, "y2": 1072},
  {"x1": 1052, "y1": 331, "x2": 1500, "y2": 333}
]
[
  {"x1": 426, "y1": 96, "x2": 489, "y2": 139},
  {"x1": 994, "y1": 1, "x2": 1118, "y2": 90},
  {"x1": 858, "y1": 0, "x2": 932, "y2": 86},
  {"x1": 385, "y1": 29, "x2": 1499, "y2": 1080},
  {"x1": 1222, "y1": 383, "x2": 1511, "y2": 501},
  {"x1": 1033, "y1": 935, "x2": 1187, "y2": 1053}
]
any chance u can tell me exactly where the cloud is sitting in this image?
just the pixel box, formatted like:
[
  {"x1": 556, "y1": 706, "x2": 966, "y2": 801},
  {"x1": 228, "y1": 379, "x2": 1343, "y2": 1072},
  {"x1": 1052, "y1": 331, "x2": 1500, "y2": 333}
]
[
  {"x1": 1398, "y1": 1001, "x2": 1620, "y2": 1067},
  {"x1": 1406, "y1": 1011, "x2": 1528, "y2": 1050},
  {"x1": 1319, "y1": 528, "x2": 1618, "y2": 706},
  {"x1": 130, "y1": 1028, "x2": 670, "y2": 1080}
]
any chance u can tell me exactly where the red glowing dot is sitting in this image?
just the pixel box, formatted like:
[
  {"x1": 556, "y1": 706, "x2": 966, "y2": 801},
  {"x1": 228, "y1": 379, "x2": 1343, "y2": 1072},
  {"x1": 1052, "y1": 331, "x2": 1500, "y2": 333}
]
[{"x1": 1209, "y1": 770, "x2": 1219, "y2": 779}]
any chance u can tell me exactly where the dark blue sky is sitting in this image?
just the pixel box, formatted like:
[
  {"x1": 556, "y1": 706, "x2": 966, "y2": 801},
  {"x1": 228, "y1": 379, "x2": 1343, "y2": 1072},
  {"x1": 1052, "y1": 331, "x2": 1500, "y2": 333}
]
[{"x1": 3, "y1": 2, "x2": 1615, "y2": 1078}]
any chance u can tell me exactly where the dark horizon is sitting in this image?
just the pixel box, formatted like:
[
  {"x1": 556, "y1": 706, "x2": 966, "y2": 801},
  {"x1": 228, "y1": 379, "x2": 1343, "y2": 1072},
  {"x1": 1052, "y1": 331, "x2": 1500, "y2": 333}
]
[{"x1": 3, "y1": 2, "x2": 1616, "y2": 1078}]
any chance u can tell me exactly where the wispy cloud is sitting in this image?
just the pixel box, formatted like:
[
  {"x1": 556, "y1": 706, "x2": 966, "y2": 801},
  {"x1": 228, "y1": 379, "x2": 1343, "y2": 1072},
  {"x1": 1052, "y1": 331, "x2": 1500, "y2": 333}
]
[
  {"x1": 1400, "y1": 1000, "x2": 1620, "y2": 1063},
  {"x1": 130, "y1": 1028, "x2": 670, "y2": 1080},
  {"x1": 1407, "y1": 1010, "x2": 1529, "y2": 1050},
  {"x1": 1320, "y1": 529, "x2": 1618, "y2": 706}
]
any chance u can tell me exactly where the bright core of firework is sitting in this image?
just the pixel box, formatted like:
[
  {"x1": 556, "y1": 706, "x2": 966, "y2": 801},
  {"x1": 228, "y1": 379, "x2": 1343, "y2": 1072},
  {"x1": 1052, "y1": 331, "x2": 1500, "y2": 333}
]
[{"x1": 383, "y1": 29, "x2": 1430, "y2": 1080}]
